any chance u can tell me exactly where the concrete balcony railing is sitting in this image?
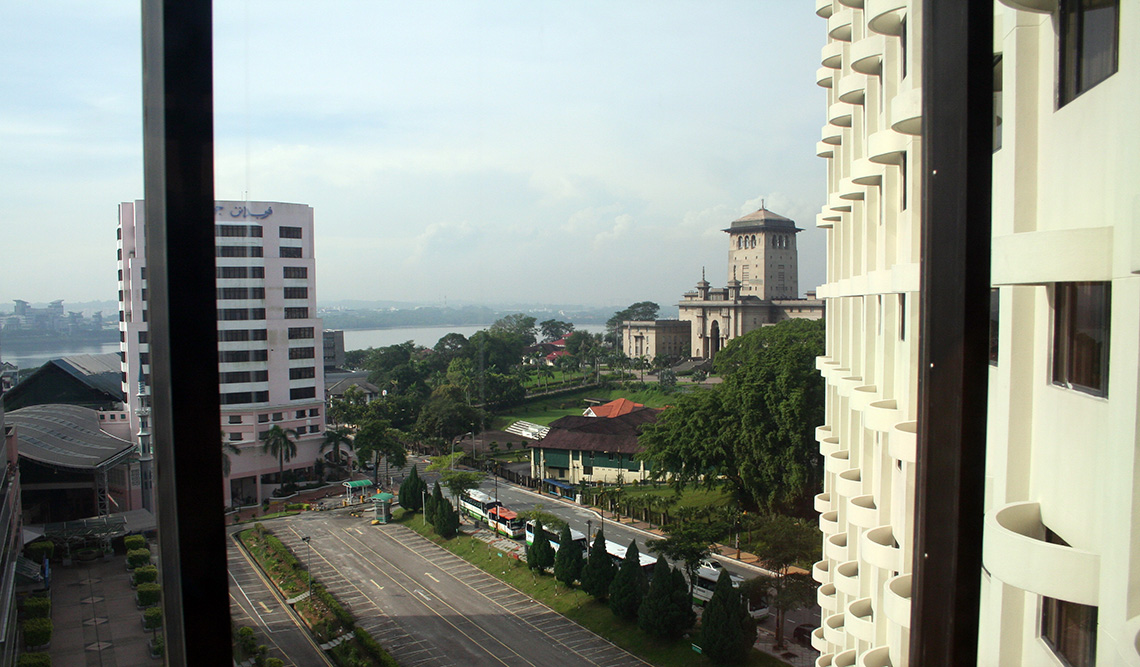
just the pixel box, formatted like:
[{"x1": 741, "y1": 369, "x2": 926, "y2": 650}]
[
  {"x1": 821, "y1": 435, "x2": 842, "y2": 457},
  {"x1": 883, "y1": 573, "x2": 911, "y2": 629},
  {"x1": 858, "y1": 646, "x2": 893, "y2": 667},
  {"x1": 830, "y1": 192, "x2": 853, "y2": 213},
  {"x1": 983, "y1": 501, "x2": 1101, "y2": 605},
  {"x1": 814, "y1": 559, "x2": 833, "y2": 585},
  {"x1": 816, "y1": 423, "x2": 834, "y2": 442},
  {"x1": 866, "y1": 0, "x2": 906, "y2": 36},
  {"x1": 822, "y1": 123, "x2": 843, "y2": 146},
  {"x1": 826, "y1": 532, "x2": 850, "y2": 563},
  {"x1": 835, "y1": 374, "x2": 863, "y2": 396},
  {"x1": 821, "y1": 510, "x2": 841, "y2": 536},
  {"x1": 889, "y1": 420, "x2": 917, "y2": 463},
  {"x1": 828, "y1": 8, "x2": 855, "y2": 41},
  {"x1": 823, "y1": 613, "x2": 847, "y2": 647},
  {"x1": 816, "y1": 355, "x2": 837, "y2": 371},
  {"x1": 822, "y1": 41, "x2": 844, "y2": 69},
  {"x1": 997, "y1": 0, "x2": 1056, "y2": 11},
  {"x1": 818, "y1": 212, "x2": 837, "y2": 229},
  {"x1": 845, "y1": 597, "x2": 876, "y2": 643},
  {"x1": 816, "y1": 653, "x2": 835, "y2": 667},
  {"x1": 817, "y1": 141, "x2": 836, "y2": 159},
  {"x1": 817, "y1": 0, "x2": 836, "y2": 18},
  {"x1": 851, "y1": 157, "x2": 883, "y2": 185},
  {"x1": 819, "y1": 582, "x2": 839, "y2": 614},
  {"x1": 812, "y1": 628, "x2": 830, "y2": 654},
  {"x1": 838, "y1": 73, "x2": 866, "y2": 105},
  {"x1": 851, "y1": 33, "x2": 885, "y2": 75},
  {"x1": 851, "y1": 384, "x2": 878, "y2": 410},
  {"x1": 818, "y1": 66, "x2": 836, "y2": 88},
  {"x1": 834, "y1": 648, "x2": 858, "y2": 667},
  {"x1": 839, "y1": 177, "x2": 866, "y2": 202},
  {"x1": 890, "y1": 85, "x2": 922, "y2": 136},
  {"x1": 826, "y1": 449, "x2": 851, "y2": 475},
  {"x1": 867, "y1": 128, "x2": 906, "y2": 164},
  {"x1": 865, "y1": 398, "x2": 900, "y2": 432},
  {"x1": 836, "y1": 467, "x2": 862, "y2": 499},
  {"x1": 848, "y1": 494, "x2": 880, "y2": 528},
  {"x1": 862, "y1": 525, "x2": 902, "y2": 572},
  {"x1": 820, "y1": 207, "x2": 842, "y2": 224},
  {"x1": 834, "y1": 559, "x2": 861, "y2": 596},
  {"x1": 816, "y1": 491, "x2": 834, "y2": 514},
  {"x1": 829, "y1": 102, "x2": 854, "y2": 128}
]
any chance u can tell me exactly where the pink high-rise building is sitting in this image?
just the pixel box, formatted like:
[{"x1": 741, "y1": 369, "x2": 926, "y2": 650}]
[{"x1": 118, "y1": 200, "x2": 327, "y2": 509}]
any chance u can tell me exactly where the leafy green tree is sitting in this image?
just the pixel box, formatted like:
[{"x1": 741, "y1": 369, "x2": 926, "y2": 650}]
[
  {"x1": 657, "y1": 368, "x2": 678, "y2": 392},
  {"x1": 426, "y1": 453, "x2": 486, "y2": 506},
  {"x1": 579, "y1": 531, "x2": 615, "y2": 600},
  {"x1": 328, "y1": 384, "x2": 369, "y2": 425},
  {"x1": 320, "y1": 426, "x2": 354, "y2": 466},
  {"x1": 699, "y1": 569, "x2": 757, "y2": 664},
  {"x1": 353, "y1": 418, "x2": 407, "y2": 485},
  {"x1": 490, "y1": 313, "x2": 538, "y2": 345},
  {"x1": 606, "y1": 301, "x2": 660, "y2": 341},
  {"x1": 640, "y1": 318, "x2": 825, "y2": 515},
  {"x1": 553, "y1": 523, "x2": 584, "y2": 585},
  {"x1": 539, "y1": 319, "x2": 575, "y2": 342},
  {"x1": 260, "y1": 425, "x2": 298, "y2": 485},
  {"x1": 608, "y1": 540, "x2": 648, "y2": 620},
  {"x1": 646, "y1": 522, "x2": 715, "y2": 599},
  {"x1": 398, "y1": 465, "x2": 426, "y2": 512},
  {"x1": 415, "y1": 384, "x2": 481, "y2": 442},
  {"x1": 433, "y1": 332, "x2": 470, "y2": 365},
  {"x1": 638, "y1": 558, "x2": 695, "y2": 637},
  {"x1": 526, "y1": 519, "x2": 555, "y2": 572},
  {"x1": 747, "y1": 514, "x2": 820, "y2": 647}
]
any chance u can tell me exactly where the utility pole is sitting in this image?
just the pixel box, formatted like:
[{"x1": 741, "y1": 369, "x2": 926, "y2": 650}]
[{"x1": 301, "y1": 536, "x2": 312, "y2": 600}]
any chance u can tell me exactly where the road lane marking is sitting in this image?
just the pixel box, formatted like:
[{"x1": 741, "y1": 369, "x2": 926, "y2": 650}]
[
  {"x1": 370, "y1": 579, "x2": 383, "y2": 589},
  {"x1": 259, "y1": 601, "x2": 273, "y2": 613},
  {"x1": 424, "y1": 573, "x2": 440, "y2": 583},
  {"x1": 415, "y1": 589, "x2": 432, "y2": 601}
]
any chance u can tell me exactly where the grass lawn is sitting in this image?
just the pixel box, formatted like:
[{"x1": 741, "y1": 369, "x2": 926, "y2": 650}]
[
  {"x1": 618, "y1": 484, "x2": 733, "y2": 511},
  {"x1": 395, "y1": 509, "x2": 782, "y2": 667}
]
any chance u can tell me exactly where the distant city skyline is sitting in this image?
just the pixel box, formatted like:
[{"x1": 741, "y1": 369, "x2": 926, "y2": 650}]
[{"x1": 2, "y1": 3, "x2": 827, "y2": 308}]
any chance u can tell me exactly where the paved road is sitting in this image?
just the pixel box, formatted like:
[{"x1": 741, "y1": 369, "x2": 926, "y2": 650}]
[
  {"x1": 269, "y1": 510, "x2": 648, "y2": 667},
  {"x1": 228, "y1": 534, "x2": 330, "y2": 666}
]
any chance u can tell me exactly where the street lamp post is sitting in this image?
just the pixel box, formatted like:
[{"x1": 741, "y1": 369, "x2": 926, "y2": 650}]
[
  {"x1": 301, "y1": 536, "x2": 312, "y2": 600},
  {"x1": 587, "y1": 519, "x2": 593, "y2": 543}
]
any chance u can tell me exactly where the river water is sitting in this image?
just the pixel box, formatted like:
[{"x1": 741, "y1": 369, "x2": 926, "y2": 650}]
[{"x1": 0, "y1": 324, "x2": 606, "y2": 369}]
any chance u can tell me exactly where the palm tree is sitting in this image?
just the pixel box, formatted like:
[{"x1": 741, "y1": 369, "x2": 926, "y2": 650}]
[
  {"x1": 321, "y1": 426, "x2": 354, "y2": 467},
  {"x1": 221, "y1": 432, "x2": 241, "y2": 477},
  {"x1": 260, "y1": 425, "x2": 298, "y2": 485}
]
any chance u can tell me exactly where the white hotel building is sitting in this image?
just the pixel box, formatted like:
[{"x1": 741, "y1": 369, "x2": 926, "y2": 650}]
[
  {"x1": 813, "y1": 1, "x2": 1137, "y2": 666},
  {"x1": 118, "y1": 200, "x2": 327, "y2": 508}
]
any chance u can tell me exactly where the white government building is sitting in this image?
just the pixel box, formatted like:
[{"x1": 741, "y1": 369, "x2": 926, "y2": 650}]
[{"x1": 812, "y1": 1, "x2": 1136, "y2": 666}]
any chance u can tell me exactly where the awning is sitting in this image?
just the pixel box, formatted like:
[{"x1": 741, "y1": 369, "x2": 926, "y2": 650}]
[
  {"x1": 343, "y1": 480, "x2": 374, "y2": 489},
  {"x1": 371, "y1": 492, "x2": 394, "y2": 502},
  {"x1": 543, "y1": 478, "x2": 575, "y2": 491}
]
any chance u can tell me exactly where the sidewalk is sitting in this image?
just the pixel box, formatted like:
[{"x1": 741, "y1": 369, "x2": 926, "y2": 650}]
[{"x1": 48, "y1": 549, "x2": 156, "y2": 666}]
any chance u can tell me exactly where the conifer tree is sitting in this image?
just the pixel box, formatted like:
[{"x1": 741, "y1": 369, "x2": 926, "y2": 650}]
[
  {"x1": 399, "y1": 466, "x2": 425, "y2": 512},
  {"x1": 429, "y1": 481, "x2": 445, "y2": 529},
  {"x1": 527, "y1": 519, "x2": 555, "y2": 572},
  {"x1": 638, "y1": 558, "x2": 695, "y2": 637},
  {"x1": 608, "y1": 540, "x2": 648, "y2": 620},
  {"x1": 580, "y1": 531, "x2": 615, "y2": 600},
  {"x1": 699, "y1": 569, "x2": 756, "y2": 664},
  {"x1": 437, "y1": 496, "x2": 459, "y2": 538},
  {"x1": 553, "y1": 523, "x2": 583, "y2": 585}
]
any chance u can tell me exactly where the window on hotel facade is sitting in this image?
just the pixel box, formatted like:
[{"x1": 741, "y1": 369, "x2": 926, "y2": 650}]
[
  {"x1": 288, "y1": 327, "x2": 314, "y2": 339},
  {"x1": 279, "y1": 226, "x2": 302, "y2": 238},
  {"x1": 279, "y1": 246, "x2": 303, "y2": 258},
  {"x1": 284, "y1": 307, "x2": 309, "y2": 319},
  {"x1": 288, "y1": 347, "x2": 315, "y2": 360},
  {"x1": 289, "y1": 367, "x2": 316, "y2": 380},
  {"x1": 290, "y1": 387, "x2": 316, "y2": 400},
  {"x1": 1041, "y1": 529, "x2": 1098, "y2": 666},
  {"x1": 283, "y1": 287, "x2": 308, "y2": 299},
  {"x1": 1052, "y1": 281, "x2": 1110, "y2": 396},
  {"x1": 283, "y1": 266, "x2": 307, "y2": 279},
  {"x1": 1058, "y1": 0, "x2": 1119, "y2": 106}
]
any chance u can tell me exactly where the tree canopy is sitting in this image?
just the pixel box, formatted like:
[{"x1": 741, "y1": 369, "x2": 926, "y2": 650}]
[
  {"x1": 639, "y1": 318, "x2": 825, "y2": 515},
  {"x1": 606, "y1": 301, "x2": 660, "y2": 332},
  {"x1": 638, "y1": 558, "x2": 695, "y2": 638},
  {"x1": 539, "y1": 319, "x2": 574, "y2": 342},
  {"x1": 699, "y1": 569, "x2": 757, "y2": 664},
  {"x1": 608, "y1": 540, "x2": 648, "y2": 620},
  {"x1": 490, "y1": 313, "x2": 538, "y2": 346},
  {"x1": 580, "y1": 531, "x2": 615, "y2": 600},
  {"x1": 553, "y1": 523, "x2": 584, "y2": 586},
  {"x1": 527, "y1": 519, "x2": 555, "y2": 572}
]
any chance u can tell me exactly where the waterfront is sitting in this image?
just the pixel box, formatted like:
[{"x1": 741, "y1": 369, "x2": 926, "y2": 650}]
[
  {"x1": 1, "y1": 339, "x2": 120, "y2": 369},
  {"x1": 340, "y1": 323, "x2": 605, "y2": 351}
]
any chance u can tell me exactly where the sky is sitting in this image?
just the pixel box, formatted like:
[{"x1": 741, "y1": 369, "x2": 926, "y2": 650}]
[{"x1": 1, "y1": 2, "x2": 828, "y2": 314}]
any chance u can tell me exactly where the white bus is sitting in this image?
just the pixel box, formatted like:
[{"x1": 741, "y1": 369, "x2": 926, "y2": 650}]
[
  {"x1": 604, "y1": 539, "x2": 657, "y2": 577},
  {"x1": 524, "y1": 520, "x2": 587, "y2": 555},
  {"x1": 691, "y1": 564, "x2": 770, "y2": 619},
  {"x1": 486, "y1": 506, "x2": 524, "y2": 539},
  {"x1": 459, "y1": 489, "x2": 502, "y2": 523}
]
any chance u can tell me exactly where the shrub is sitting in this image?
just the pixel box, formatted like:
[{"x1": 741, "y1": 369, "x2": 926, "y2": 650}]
[
  {"x1": 354, "y1": 627, "x2": 400, "y2": 667},
  {"x1": 127, "y1": 548, "x2": 151, "y2": 569},
  {"x1": 23, "y1": 596, "x2": 50, "y2": 619},
  {"x1": 265, "y1": 659, "x2": 284, "y2": 667},
  {"x1": 235, "y1": 626, "x2": 258, "y2": 656},
  {"x1": 22, "y1": 617, "x2": 52, "y2": 647},
  {"x1": 24, "y1": 541, "x2": 53, "y2": 564},
  {"x1": 150, "y1": 634, "x2": 164, "y2": 658},
  {"x1": 123, "y1": 535, "x2": 147, "y2": 551},
  {"x1": 17, "y1": 653, "x2": 51, "y2": 667},
  {"x1": 133, "y1": 565, "x2": 158, "y2": 586},
  {"x1": 143, "y1": 606, "x2": 163, "y2": 630},
  {"x1": 136, "y1": 582, "x2": 161, "y2": 607}
]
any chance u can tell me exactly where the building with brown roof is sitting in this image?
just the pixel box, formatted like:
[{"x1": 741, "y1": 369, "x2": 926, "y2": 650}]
[{"x1": 529, "y1": 406, "x2": 661, "y2": 495}]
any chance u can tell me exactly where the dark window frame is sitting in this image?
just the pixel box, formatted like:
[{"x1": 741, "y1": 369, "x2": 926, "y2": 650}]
[
  {"x1": 1051, "y1": 281, "x2": 1110, "y2": 397},
  {"x1": 1058, "y1": 0, "x2": 1119, "y2": 107}
]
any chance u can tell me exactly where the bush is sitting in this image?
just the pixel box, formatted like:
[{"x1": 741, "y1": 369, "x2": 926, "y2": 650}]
[
  {"x1": 150, "y1": 634, "x2": 165, "y2": 658},
  {"x1": 143, "y1": 606, "x2": 163, "y2": 630},
  {"x1": 235, "y1": 626, "x2": 258, "y2": 656},
  {"x1": 24, "y1": 541, "x2": 53, "y2": 564},
  {"x1": 127, "y1": 548, "x2": 151, "y2": 569},
  {"x1": 23, "y1": 596, "x2": 50, "y2": 619},
  {"x1": 265, "y1": 659, "x2": 284, "y2": 667},
  {"x1": 22, "y1": 617, "x2": 52, "y2": 647},
  {"x1": 17, "y1": 653, "x2": 51, "y2": 667},
  {"x1": 133, "y1": 565, "x2": 158, "y2": 586},
  {"x1": 283, "y1": 503, "x2": 309, "y2": 511},
  {"x1": 354, "y1": 627, "x2": 400, "y2": 667},
  {"x1": 124, "y1": 535, "x2": 147, "y2": 551},
  {"x1": 136, "y1": 582, "x2": 161, "y2": 607}
]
